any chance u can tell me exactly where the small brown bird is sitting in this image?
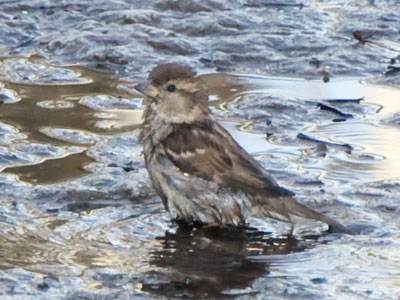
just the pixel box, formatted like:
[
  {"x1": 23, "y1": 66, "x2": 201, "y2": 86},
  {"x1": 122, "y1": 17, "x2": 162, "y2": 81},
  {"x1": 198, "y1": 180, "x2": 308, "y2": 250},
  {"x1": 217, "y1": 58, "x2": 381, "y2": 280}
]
[{"x1": 135, "y1": 63, "x2": 351, "y2": 234}]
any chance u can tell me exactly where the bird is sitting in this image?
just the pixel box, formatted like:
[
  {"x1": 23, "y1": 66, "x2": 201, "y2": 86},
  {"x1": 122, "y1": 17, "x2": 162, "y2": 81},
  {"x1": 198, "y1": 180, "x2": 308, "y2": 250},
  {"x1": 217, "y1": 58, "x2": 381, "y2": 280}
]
[{"x1": 135, "y1": 63, "x2": 352, "y2": 234}]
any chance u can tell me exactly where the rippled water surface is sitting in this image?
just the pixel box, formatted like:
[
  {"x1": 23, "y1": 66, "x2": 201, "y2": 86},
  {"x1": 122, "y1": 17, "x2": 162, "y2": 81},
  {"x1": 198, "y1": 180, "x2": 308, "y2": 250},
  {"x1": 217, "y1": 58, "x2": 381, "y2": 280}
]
[{"x1": 1, "y1": 1, "x2": 400, "y2": 299}]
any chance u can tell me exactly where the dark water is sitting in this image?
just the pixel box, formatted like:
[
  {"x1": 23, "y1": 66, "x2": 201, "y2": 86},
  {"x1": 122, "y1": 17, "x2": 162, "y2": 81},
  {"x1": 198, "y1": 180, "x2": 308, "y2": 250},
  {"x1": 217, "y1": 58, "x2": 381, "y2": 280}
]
[{"x1": 1, "y1": 1, "x2": 400, "y2": 299}]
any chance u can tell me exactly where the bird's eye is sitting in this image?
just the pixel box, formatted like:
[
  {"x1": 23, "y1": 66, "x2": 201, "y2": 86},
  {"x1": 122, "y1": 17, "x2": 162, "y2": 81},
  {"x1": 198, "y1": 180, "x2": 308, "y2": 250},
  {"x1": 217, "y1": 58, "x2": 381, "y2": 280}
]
[{"x1": 167, "y1": 84, "x2": 176, "y2": 92}]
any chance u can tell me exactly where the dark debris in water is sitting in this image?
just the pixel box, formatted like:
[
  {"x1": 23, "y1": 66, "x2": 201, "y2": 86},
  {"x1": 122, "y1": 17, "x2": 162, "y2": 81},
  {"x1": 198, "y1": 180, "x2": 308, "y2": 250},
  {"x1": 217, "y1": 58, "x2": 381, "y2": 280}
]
[
  {"x1": 324, "y1": 97, "x2": 363, "y2": 103},
  {"x1": 385, "y1": 65, "x2": 400, "y2": 76},
  {"x1": 353, "y1": 30, "x2": 378, "y2": 45},
  {"x1": 245, "y1": 0, "x2": 305, "y2": 8},
  {"x1": 317, "y1": 102, "x2": 353, "y2": 118},
  {"x1": 297, "y1": 133, "x2": 352, "y2": 153},
  {"x1": 108, "y1": 161, "x2": 136, "y2": 172}
]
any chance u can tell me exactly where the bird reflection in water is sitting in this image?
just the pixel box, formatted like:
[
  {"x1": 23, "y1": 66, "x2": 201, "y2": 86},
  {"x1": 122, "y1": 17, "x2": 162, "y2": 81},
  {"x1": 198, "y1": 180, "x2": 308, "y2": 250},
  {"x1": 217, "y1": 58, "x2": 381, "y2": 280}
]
[{"x1": 142, "y1": 226, "x2": 317, "y2": 298}]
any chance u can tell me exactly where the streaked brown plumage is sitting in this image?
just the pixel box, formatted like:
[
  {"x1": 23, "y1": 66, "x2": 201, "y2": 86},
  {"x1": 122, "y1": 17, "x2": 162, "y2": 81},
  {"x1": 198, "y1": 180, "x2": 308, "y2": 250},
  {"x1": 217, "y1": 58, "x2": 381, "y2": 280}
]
[{"x1": 135, "y1": 63, "x2": 351, "y2": 234}]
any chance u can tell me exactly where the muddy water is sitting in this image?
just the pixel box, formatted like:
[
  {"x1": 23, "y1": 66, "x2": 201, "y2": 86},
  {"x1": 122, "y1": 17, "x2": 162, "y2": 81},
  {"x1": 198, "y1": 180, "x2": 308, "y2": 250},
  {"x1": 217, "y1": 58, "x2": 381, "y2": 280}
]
[
  {"x1": 1, "y1": 0, "x2": 400, "y2": 299},
  {"x1": 0, "y1": 56, "x2": 400, "y2": 299}
]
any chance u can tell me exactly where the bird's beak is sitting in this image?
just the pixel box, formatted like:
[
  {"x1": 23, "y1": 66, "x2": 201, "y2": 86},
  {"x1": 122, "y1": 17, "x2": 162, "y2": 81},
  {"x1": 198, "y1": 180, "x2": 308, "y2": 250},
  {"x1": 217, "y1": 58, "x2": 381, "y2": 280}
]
[{"x1": 134, "y1": 81, "x2": 159, "y2": 98}]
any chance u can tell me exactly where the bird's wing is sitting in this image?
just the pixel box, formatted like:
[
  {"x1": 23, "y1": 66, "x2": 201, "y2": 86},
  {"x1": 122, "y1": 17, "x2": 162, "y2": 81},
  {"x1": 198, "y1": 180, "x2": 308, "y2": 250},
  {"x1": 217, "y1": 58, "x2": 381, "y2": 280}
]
[
  {"x1": 161, "y1": 121, "x2": 294, "y2": 198},
  {"x1": 161, "y1": 121, "x2": 353, "y2": 234}
]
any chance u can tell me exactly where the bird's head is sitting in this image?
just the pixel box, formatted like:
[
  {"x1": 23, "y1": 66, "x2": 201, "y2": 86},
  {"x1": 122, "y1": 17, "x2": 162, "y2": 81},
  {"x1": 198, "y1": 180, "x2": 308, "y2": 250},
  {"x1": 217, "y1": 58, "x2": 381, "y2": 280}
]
[{"x1": 135, "y1": 63, "x2": 210, "y2": 124}]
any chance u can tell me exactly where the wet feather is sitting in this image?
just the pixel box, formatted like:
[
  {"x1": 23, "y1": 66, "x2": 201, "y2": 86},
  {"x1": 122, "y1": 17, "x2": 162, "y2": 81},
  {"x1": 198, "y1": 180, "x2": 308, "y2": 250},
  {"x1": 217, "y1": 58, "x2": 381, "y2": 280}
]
[{"x1": 137, "y1": 63, "x2": 352, "y2": 234}]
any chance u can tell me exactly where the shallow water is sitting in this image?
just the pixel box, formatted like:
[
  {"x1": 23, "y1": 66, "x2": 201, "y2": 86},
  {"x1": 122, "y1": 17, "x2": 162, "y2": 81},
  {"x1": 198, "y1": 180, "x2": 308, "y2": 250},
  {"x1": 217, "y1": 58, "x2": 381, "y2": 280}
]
[
  {"x1": 1, "y1": 56, "x2": 400, "y2": 299},
  {"x1": 1, "y1": 1, "x2": 400, "y2": 299}
]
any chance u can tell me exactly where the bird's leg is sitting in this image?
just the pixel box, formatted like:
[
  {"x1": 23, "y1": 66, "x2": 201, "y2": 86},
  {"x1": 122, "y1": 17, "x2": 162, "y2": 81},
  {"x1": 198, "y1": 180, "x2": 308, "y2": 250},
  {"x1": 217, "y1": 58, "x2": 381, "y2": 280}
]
[
  {"x1": 287, "y1": 223, "x2": 295, "y2": 237},
  {"x1": 174, "y1": 217, "x2": 193, "y2": 228},
  {"x1": 201, "y1": 222, "x2": 222, "y2": 229},
  {"x1": 174, "y1": 217, "x2": 206, "y2": 229}
]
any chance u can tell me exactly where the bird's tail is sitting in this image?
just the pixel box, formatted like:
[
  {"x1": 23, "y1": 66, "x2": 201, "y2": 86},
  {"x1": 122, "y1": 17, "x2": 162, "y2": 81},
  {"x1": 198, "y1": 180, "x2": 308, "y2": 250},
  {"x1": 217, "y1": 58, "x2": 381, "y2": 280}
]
[{"x1": 275, "y1": 197, "x2": 354, "y2": 235}]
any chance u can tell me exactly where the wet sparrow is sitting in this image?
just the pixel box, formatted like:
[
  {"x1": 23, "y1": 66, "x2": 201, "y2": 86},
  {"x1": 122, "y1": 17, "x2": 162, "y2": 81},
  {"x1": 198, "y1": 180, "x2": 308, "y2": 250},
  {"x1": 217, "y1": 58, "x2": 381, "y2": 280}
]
[{"x1": 135, "y1": 63, "x2": 351, "y2": 234}]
